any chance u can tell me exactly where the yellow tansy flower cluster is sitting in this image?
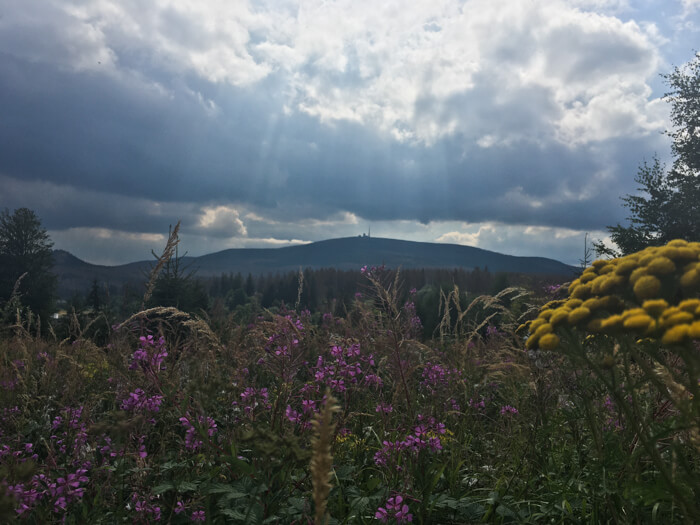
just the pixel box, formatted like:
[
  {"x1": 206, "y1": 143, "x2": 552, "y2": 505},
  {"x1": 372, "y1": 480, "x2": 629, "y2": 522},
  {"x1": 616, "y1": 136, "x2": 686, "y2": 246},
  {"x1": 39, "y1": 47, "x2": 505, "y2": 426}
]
[{"x1": 519, "y1": 240, "x2": 700, "y2": 350}]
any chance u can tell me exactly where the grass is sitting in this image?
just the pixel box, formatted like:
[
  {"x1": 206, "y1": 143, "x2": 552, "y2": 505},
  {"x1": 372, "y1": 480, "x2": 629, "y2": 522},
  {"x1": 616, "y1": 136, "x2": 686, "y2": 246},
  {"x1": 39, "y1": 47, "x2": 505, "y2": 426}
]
[{"x1": 0, "y1": 256, "x2": 699, "y2": 523}]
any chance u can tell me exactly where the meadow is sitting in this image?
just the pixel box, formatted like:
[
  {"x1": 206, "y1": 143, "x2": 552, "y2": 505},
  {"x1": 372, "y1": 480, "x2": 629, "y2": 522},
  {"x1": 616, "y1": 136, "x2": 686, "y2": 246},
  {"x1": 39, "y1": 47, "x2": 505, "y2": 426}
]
[{"x1": 1, "y1": 240, "x2": 700, "y2": 524}]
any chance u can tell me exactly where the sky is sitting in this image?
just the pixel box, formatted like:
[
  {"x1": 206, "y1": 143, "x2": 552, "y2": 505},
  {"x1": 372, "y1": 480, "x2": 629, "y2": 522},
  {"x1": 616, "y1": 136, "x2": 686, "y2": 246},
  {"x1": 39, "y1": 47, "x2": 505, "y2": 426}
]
[{"x1": 1, "y1": 0, "x2": 699, "y2": 266}]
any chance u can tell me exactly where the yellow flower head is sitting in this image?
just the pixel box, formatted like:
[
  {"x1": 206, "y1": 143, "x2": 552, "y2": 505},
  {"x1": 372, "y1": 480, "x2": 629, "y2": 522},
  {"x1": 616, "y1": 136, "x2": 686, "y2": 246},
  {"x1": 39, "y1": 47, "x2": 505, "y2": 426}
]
[
  {"x1": 538, "y1": 309, "x2": 555, "y2": 320},
  {"x1": 660, "y1": 311, "x2": 694, "y2": 329},
  {"x1": 614, "y1": 258, "x2": 639, "y2": 275},
  {"x1": 662, "y1": 324, "x2": 690, "y2": 346},
  {"x1": 525, "y1": 240, "x2": 700, "y2": 350},
  {"x1": 530, "y1": 318, "x2": 548, "y2": 332},
  {"x1": 642, "y1": 299, "x2": 669, "y2": 317},
  {"x1": 629, "y1": 266, "x2": 649, "y2": 285},
  {"x1": 681, "y1": 268, "x2": 700, "y2": 290},
  {"x1": 601, "y1": 314, "x2": 624, "y2": 331},
  {"x1": 679, "y1": 299, "x2": 700, "y2": 313},
  {"x1": 568, "y1": 279, "x2": 581, "y2": 294},
  {"x1": 621, "y1": 308, "x2": 646, "y2": 319},
  {"x1": 623, "y1": 314, "x2": 654, "y2": 332},
  {"x1": 689, "y1": 321, "x2": 700, "y2": 339},
  {"x1": 633, "y1": 275, "x2": 661, "y2": 300},
  {"x1": 564, "y1": 298, "x2": 583, "y2": 309},
  {"x1": 580, "y1": 272, "x2": 597, "y2": 284},
  {"x1": 599, "y1": 264, "x2": 615, "y2": 275},
  {"x1": 646, "y1": 256, "x2": 676, "y2": 275},
  {"x1": 582, "y1": 297, "x2": 601, "y2": 311},
  {"x1": 568, "y1": 307, "x2": 591, "y2": 325},
  {"x1": 549, "y1": 308, "x2": 570, "y2": 326},
  {"x1": 571, "y1": 283, "x2": 592, "y2": 299},
  {"x1": 538, "y1": 333, "x2": 560, "y2": 350},
  {"x1": 533, "y1": 323, "x2": 553, "y2": 338}
]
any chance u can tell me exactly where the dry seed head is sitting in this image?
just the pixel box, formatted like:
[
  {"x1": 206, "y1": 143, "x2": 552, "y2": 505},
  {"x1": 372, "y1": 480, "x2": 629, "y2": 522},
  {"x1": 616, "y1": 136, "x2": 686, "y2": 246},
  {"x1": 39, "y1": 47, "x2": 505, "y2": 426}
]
[{"x1": 310, "y1": 390, "x2": 340, "y2": 525}]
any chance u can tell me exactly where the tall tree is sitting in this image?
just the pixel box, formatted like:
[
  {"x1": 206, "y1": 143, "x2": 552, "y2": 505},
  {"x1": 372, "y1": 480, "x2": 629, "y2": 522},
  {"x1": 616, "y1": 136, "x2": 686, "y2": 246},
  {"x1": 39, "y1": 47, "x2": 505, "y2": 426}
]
[
  {"x1": 595, "y1": 52, "x2": 700, "y2": 256},
  {"x1": 0, "y1": 208, "x2": 57, "y2": 320},
  {"x1": 87, "y1": 278, "x2": 102, "y2": 312}
]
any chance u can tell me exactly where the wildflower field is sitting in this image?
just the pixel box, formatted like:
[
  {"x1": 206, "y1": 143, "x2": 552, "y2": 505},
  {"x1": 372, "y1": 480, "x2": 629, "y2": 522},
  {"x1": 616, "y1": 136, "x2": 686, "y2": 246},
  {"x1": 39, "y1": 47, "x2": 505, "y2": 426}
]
[{"x1": 2, "y1": 240, "x2": 700, "y2": 524}]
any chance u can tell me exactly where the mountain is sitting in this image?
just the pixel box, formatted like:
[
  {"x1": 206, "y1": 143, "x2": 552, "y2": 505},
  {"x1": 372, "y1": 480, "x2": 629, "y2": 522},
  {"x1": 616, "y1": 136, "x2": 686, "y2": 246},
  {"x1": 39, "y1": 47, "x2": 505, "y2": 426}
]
[{"x1": 52, "y1": 236, "x2": 576, "y2": 298}]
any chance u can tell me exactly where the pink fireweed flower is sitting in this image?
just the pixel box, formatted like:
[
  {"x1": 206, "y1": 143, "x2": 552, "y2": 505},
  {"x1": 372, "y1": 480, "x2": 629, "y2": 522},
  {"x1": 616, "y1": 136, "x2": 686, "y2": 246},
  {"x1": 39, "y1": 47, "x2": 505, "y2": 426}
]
[
  {"x1": 285, "y1": 406, "x2": 302, "y2": 424},
  {"x1": 500, "y1": 405, "x2": 518, "y2": 415},
  {"x1": 468, "y1": 398, "x2": 485, "y2": 410},
  {"x1": 376, "y1": 495, "x2": 413, "y2": 523},
  {"x1": 376, "y1": 403, "x2": 393, "y2": 414},
  {"x1": 301, "y1": 399, "x2": 317, "y2": 414}
]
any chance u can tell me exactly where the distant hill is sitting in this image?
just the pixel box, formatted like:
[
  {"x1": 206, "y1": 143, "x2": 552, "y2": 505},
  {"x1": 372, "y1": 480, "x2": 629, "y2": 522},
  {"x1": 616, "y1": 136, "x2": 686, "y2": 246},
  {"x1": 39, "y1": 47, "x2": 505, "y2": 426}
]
[{"x1": 52, "y1": 236, "x2": 576, "y2": 298}]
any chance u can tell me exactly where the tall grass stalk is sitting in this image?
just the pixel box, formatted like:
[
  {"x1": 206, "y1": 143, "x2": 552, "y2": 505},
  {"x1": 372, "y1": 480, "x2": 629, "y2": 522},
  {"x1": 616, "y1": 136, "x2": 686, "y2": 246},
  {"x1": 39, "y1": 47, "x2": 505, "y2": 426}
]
[{"x1": 310, "y1": 389, "x2": 339, "y2": 525}]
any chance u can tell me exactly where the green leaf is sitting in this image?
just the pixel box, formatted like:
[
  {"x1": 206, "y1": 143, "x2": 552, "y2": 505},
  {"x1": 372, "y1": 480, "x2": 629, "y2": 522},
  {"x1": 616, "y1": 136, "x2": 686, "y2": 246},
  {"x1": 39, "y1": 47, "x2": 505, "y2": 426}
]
[
  {"x1": 227, "y1": 456, "x2": 255, "y2": 475},
  {"x1": 177, "y1": 481, "x2": 198, "y2": 492},
  {"x1": 219, "y1": 508, "x2": 246, "y2": 520},
  {"x1": 363, "y1": 477, "x2": 381, "y2": 491},
  {"x1": 152, "y1": 482, "x2": 175, "y2": 495}
]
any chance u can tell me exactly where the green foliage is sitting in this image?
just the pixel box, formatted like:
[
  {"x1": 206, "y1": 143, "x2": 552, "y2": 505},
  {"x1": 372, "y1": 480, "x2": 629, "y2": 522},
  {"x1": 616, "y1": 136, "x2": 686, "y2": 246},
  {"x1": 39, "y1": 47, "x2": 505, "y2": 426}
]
[
  {"x1": 0, "y1": 208, "x2": 57, "y2": 324},
  {"x1": 597, "y1": 53, "x2": 700, "y2": 256}
]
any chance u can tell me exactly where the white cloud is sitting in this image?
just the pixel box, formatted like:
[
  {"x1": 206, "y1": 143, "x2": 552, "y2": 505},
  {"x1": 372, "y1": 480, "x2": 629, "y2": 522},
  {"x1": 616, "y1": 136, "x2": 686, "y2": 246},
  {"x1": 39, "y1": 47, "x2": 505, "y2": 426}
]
[
  {"x1": 436, "y1": 222, "x2": 609, "y2": 264},
  {"x1": 566, "y1": 0, "x2": 631, "y2": 13},
  {"x1": 196, "y1": 205, "x2": 247, "y2": 237},
  {"x1": 2, "y1": 0, "x2": 666, "y2": 148},
  {"x1": 271, "y1": 0, "x2": 664, "y2": 146}
]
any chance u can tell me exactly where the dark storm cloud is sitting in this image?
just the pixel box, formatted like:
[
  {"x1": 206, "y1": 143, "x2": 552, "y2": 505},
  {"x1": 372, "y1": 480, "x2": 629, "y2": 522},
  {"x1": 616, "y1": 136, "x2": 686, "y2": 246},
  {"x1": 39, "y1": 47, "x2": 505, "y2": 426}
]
[{"x1": 0, "y1": 47, "x2": 664, "y2": 235}]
